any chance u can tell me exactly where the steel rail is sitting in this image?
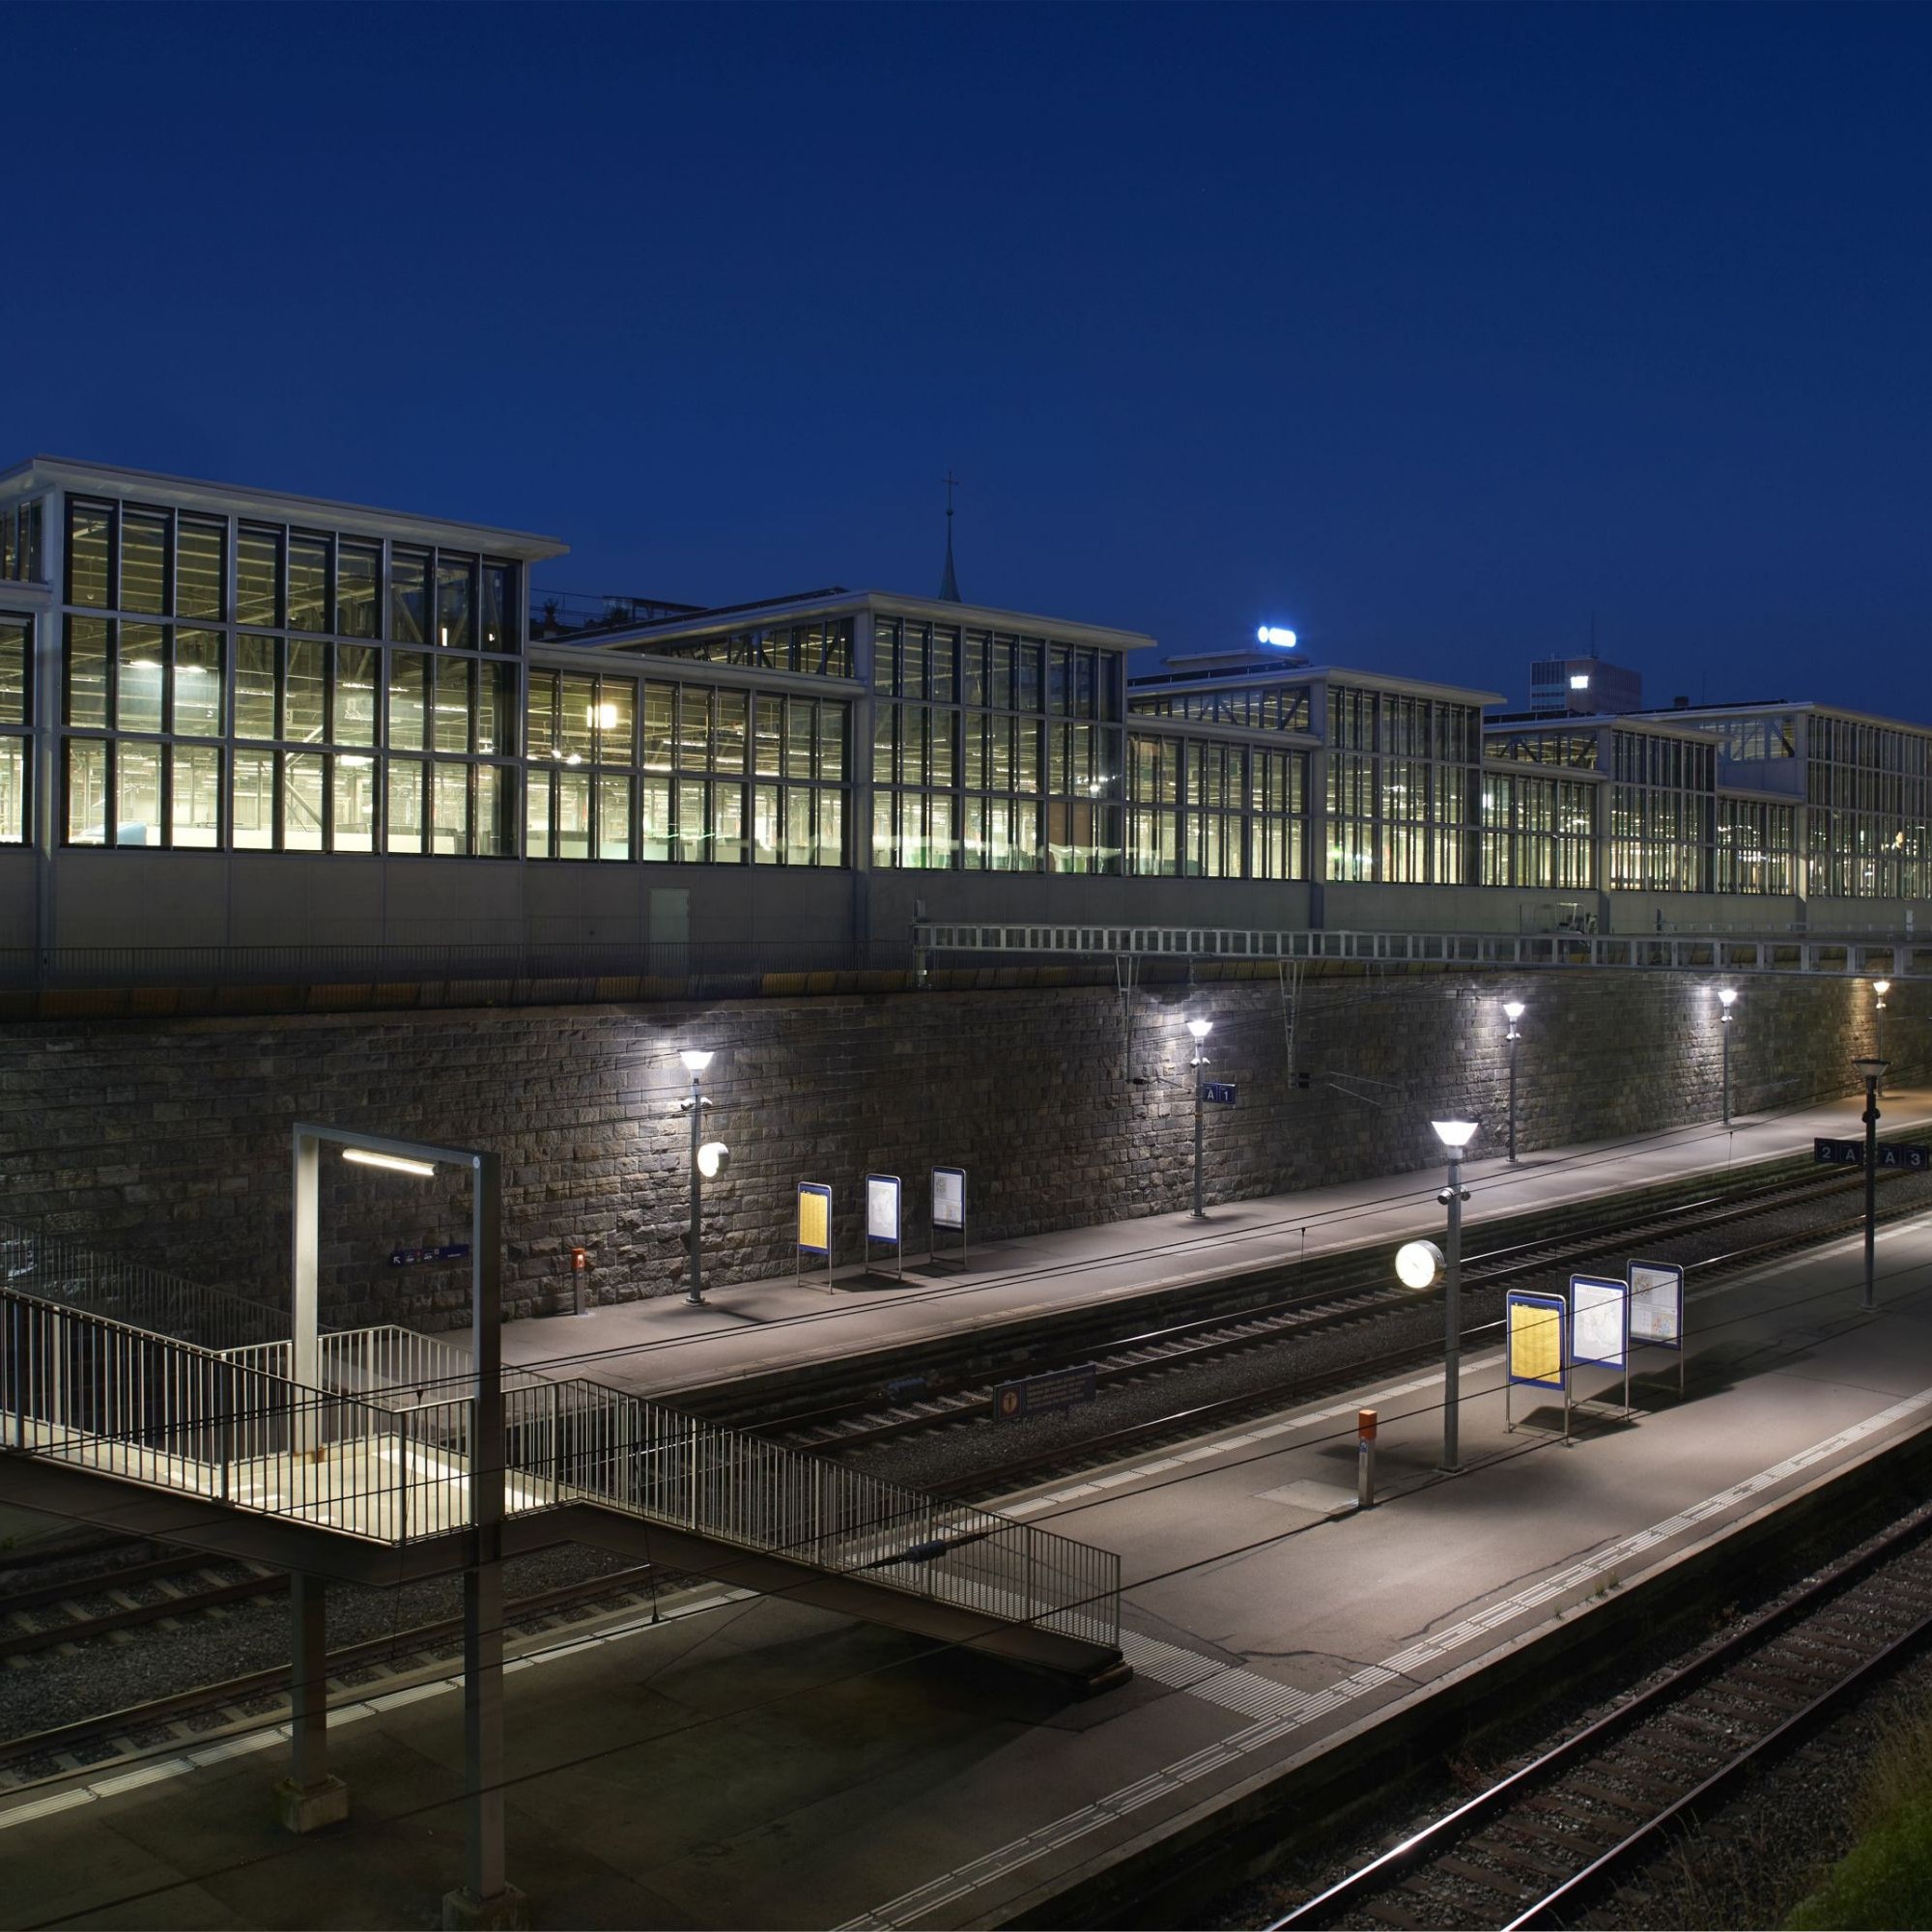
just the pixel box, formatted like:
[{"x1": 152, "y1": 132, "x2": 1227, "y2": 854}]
[{"x1": 1269, "y1": 1509, "x2": 1932, "y2": 1929}]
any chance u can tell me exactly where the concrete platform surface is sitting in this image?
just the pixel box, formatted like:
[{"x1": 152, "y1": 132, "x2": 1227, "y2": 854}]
[
  {"x1": 501, "y1": 1086, "x2": 1932, "y2": 1403},
  {"x1": 9, "y1": 1192, "x2": 1932, "y2": 1929}
]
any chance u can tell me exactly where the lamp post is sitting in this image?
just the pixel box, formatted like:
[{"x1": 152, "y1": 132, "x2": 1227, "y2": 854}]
[
  {"x1": 1187, "y1": 1017, "x2": 1213, "y2": 1219},
  {"x1": 1718, "y1": 988, "x2": 1737, "y2": 1125},
  {"x1": 679, "y1": 1049, "x2": 715, "y2": 1305},
  {"x1": 1503, "y1": 1002, "x2": 1525, "y2": 1165},
  {"x1": 1873, "y1": 981, "x2": 1890, "y2": 1094},
  {"x1": 1432, "y1": 1119, "x2": 1478, "y2": 1472},
  {"x1": 1855, "y1": 1055, "x2": 1888, "y2": 1312}
]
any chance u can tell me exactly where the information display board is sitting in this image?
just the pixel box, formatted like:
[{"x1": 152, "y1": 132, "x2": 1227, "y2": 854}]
[
  {"x1": 1569, "y1": 1274, "x2": 1629, "y2": 1369},
  {"x1": 866, "y1": 1174, "x2": 900, "y2": 1242},
  {"x1": 1629, "y1": 1258, "x2": 1684, "y2": 1349},
  {"x1": 796, "y1": 1183, "x2": 831, "y2": 1255},
  {"x1": 932, "y1": 1166, "x2": 966, "y2": 1229},
  {"x1": 1506, "y1": 1293, "x2": 1567, "y2": 1391}
]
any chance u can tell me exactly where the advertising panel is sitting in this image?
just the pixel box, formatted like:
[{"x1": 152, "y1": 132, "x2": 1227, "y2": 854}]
[
  {"x1": 1570, "y1": 1274, "x2": 1629, "y2": 1369},
  {"x1": 1507, "y1": 1292, "x2": 1567, "y2": 1390},
  {"x1": 866, "y1": 1174, "x2": 901, "y2": 1242},
  {"x1": 796, "y1": 1183, "x2": 832, "y2": 1256},
  {"x1": 1629, "y1": 1259, "x2": 1685, "y2": 1349}
]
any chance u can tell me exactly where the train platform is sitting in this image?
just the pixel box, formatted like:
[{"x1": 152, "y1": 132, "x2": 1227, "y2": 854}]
[
  {"x1": 8, "y1": 1153, "x2": 1932, "y2": 1928},
  {"x1": 500, "y1": 1086, "x2": 1932, "y2": 1402}
]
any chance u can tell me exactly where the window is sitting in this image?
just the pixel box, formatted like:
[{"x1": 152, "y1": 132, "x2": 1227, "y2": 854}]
[
  {"x1": 66, "y1": 618, "x2": 110, "y2": 727},
  {"x1": 337, "y1": 542, "x2": 380, "y2": 639},
  {"x1": 68, "y1": 502, "x2": 113, "y2": 608},
  {"x1": 288, "y1": 531, "x2": 331, "y2": 633},
  {"x1": 481, "y1": 562, "x2": 516, "y2": 651},
  {"x1": 1, "y1": 498, "x2": 44, "y2": 582},
  {"x1": 237, "y1": 526, "x2": 283, "y2": 629},
  {"x1": 116, "y1": 625, "x2": 165, "y2": 733},
  {"x1": 0, "y1": 615, "x2": 27, "y2": 725},
  {"x1": 389, "y1": 546, "x2": 430, "y2": 644},
  {"x1": 436, "y1": 554, "x2": 474, "y2": 650},
  {"x1": 120, "y1": 510, "x2": 168, "y2": 614},
  {"x1": 177, "y1": 518, "x2": 225, "y2": 620}
]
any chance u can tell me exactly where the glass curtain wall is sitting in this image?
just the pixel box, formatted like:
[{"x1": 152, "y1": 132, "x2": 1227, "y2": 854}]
[
  {"x1": 527, "y1": 668, "x2": 847, "y2": 866},
  {"x1": 59, "y1": 497, "x2": 520, "y2": 854},
  {"x1": 1717, "y1": 797, "x2": 1799, "y2": 895},
  {"x1": 1325, "y1": 686, "x2": 1479, "y2": 885},
  {"x1": 1, "y1": 499, "x2": 44, "y2": 582},
  {"x1": 1805, "y1": 714, "x2": 1931, "y2": 899},
  {"x1": 873, "y1": 617, "x2": 1123, "y2": 872},
  {"x1": 1609, "y1": 730, "x2": 1716, "y2": 892},
  {"x1": 0, "y1": 611, "x2": 28, "y2": 842},
  {"x1": 1125, "y1": 730, "x2": 1307, "y2": 879},
  {"x1": 1478, "y1": 771, "x2": 1597, "y2": 888}
]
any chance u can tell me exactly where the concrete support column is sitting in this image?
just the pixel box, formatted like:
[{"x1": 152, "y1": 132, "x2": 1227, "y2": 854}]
[{"x1": 275, "y1": 1573, "x2": 348, "y2": 1833}]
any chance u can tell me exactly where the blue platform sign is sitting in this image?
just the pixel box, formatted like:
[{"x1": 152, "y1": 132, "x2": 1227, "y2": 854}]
[
  {"x1": 994, "y1": 1364, "x2": 1098, "y2": 1423},
  {"x1": 388, "y1": 1242, "x2": 470, "y2": 1268},
  {"x1": 1203, "y1": 1082, "x2": 1237, "y2": 1106}
]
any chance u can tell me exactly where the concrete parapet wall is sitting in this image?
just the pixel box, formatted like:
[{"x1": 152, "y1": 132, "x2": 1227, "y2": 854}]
[{"x1": 0, "y1": 967, "x2": 1913, "y2": 1331}]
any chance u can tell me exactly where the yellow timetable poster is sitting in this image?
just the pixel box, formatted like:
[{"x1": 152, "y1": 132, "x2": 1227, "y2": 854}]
[
  {"x1": 797, "y1": 1186, "x2": 830, "y2": 1253},
  {"x1": 1509, "y1": 1297, "x2": 1563, "y2": 1386}
]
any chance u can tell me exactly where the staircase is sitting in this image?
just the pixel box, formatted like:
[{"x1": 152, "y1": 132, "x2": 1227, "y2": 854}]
[{"x1": 0, "y1": 1272, "x2": 1126, "y2": 1688}]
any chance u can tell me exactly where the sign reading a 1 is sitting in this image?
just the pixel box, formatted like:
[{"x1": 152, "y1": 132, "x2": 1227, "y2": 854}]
[
  {"x1": 1202, "y1": 1082, "x2": 1237, "y2": 1106},
  {"x1": 1814, "y1": 1137, "x2": 1932, "y2": 1172}
]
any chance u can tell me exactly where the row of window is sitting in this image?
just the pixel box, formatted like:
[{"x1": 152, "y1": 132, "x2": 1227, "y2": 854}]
[
  {"x1": 65, "y1": 622, "x2": 515, "y2": 756},
  {"x1": 871, "y1": 793, "x2": 1117, "y2": 873},
  {"x1": 1126, "y1": 686, "x2": 1313, "y2": 733},
  {"x1": 65, "y1": 498, "x2": 519, "y2": 650},
  {"x1": 870, "y1": 619, "x2": 1122, "y2": 718},
  {"x1": 1479, "y1": 775, "x2": 1599, "y2": 890},
  {"x1": 640, "y1": 619, "x2": 854, "y2": 681}
]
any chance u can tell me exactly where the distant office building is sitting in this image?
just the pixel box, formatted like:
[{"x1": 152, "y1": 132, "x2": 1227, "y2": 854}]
[{"x1": 1529, "y1": 655, "x2": 1642, "y2": 717}]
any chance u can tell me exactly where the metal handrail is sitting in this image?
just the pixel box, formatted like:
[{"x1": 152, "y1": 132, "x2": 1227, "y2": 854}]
[
  {"x1": 0, "y1": 1285, "x2": 1121, "y2": 1646},
  {"x1": 913, "y1": 922, "x2": 1930, "y2": 980}
]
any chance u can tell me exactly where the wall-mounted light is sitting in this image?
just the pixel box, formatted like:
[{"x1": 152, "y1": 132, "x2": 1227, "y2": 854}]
[{"x1": 342, "y1": 1147, "x2": 438, "y2": 1178}]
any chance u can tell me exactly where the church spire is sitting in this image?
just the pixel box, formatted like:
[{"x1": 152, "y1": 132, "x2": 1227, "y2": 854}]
[{"x1": 938, "y1": 469, "x2": 961, "y2": 602}]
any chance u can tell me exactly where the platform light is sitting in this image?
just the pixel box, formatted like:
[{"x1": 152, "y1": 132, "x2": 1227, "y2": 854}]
[
  {"x1": 1187, "y1": 1016, "x2": 1215, "y2": 1218},
  {"x1": 1395, "y1": 1239, "x2": 1443, "y2": 1289},
  {"x1": 1718, "y1": 987, "x2": 1737, "y2": 1010},
  {"x1": 1503, "y1": 1001, "x2": 1525, "y2": 1023},
  {"x1": 696, "y1": 1140, "x2": 730, "y2": 1179},
  {"x1": 1502, "y1": 1005, "x2": 1525, "y2": 1164},
  {"x1": 1186, "y1": 1017, "x2": 1213, "y2": 1043},
  {"x1": 1854, "y1": 1057, "x2": 1889, "y2": 1311},
  {"x1": 342, "y1": 1147, "x2": 438, "y2": 1178},
  {"x1": 678, "y1": 1050, "x2": 722, "y2": 1303},
  {"x1": 1718, "y1": 988, "x2": 1737, "y2": 1125},
  {"x1": 679, "y1": 1049, "x2": 715, "y2": 1073},
  {"x1": 1431, "y1": 1120, "x2": 1478, "y2": 1150},
  {"x1": 1256, "y1": 626, "x2": 1297, "y2": 649}
]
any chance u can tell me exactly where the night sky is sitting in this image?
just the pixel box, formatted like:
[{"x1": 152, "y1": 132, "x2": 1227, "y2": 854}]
[{"x1": 11, "y1": 4, "x2": 1931, "y2": 718}]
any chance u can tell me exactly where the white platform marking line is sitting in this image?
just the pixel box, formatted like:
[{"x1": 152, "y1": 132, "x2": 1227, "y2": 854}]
[{"x1": 839, "y1": 1380, "x2": 1932, "y2": 1930}]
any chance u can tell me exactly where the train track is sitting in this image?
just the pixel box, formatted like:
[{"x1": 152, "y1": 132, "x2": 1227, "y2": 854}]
[
  {"x1": 1, "y1": 1552, "x2": 285, "y2": 1661},
  {"x1": 1269, "y1": 1504, "x2": 1932, "y2": 1930},
  {"x1": 774, "y1": 1171, "x2": 1921, "y2": 1489},
  {"x1": 0, "y1": 1561, "x2": 672, "y2": 1794}
]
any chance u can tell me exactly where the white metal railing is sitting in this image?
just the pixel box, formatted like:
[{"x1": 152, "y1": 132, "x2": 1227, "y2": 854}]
[
  {"x1": 220, "y1": 1325, "x2": 548, "y2": 1409},
  {"x1": 913, "y1": 923, "x2": 1930, "y2": 982},
  {"x1": 0, "y1": 1285, "x2": 1121, "y2": 1649}
]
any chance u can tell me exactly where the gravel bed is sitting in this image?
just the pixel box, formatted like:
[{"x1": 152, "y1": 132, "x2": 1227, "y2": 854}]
[
  {"x1": 848, "y1": 1172, "x2": 1932, "y2": 1497},
  {"x1": 0, "y1": 1541, "x2": 642, "y2": 1745}
]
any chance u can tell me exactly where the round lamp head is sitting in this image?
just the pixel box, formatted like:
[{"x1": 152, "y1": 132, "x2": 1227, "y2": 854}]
[
  {"x1": 1432, "y1": 1119, "x2": 1479, "y2": 1151},
  {"x1": 1185, "y1": 1017, "x2": 1213, "y2": 1042},
  {"x1": 1874, "y1": 980, "x2": 1891, "y2": 998},
  {"x1": 1395, "y1": 1239, "x2": 1445, "y2": 1290},
  {"x1": 1503, "y1": 1001, "x2": 1525, "y2": 1022},
  {"x1": 696, "y1": 1140, "x2": 730, "y2": 1179},
  {"x1": 679, "y1": 1049, "x2": 714, "y2": 1073},
  {"x1": 1853, "y1": 1057, "x2": 1889, "y2": 1087},
  {"x1": 1718, "y1": 988, "x2": 1737, "y2": 1009}
]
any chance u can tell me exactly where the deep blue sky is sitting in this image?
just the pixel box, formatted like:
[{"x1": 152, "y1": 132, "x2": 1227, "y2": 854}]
[{"x1": 11, "y1": 4, "x2": 1931, "y2": 716}]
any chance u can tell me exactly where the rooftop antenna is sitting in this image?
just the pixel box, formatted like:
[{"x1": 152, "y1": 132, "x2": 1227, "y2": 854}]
[{"x1": 938, "y1": 469, "x2": 962, "y2": 603}]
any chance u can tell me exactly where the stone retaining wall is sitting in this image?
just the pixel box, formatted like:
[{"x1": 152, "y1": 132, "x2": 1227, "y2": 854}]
[{"x1": 0, "y1": 968, "x2": 1908, "y2": 1329}]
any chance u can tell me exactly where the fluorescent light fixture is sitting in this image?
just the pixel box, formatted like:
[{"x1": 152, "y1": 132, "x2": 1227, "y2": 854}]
[
  {"x1": 1503, "y1": 1001, "x2": 1525, "y2": 1021},
  {"x1": 1432, "y1": 1119, "x2": 1479, "y2": 1151},
  {"x1": 679, "y1": 1049, "x2": 714, "y2": 1073},
  {"x1": 1256, "y1": 625, "x2": 1297, "y2": 649},
  {"x1": 696, "y1": 1140, "x2": 730, "y2": 1179},
  {"x1": 1185, "y1": 1017, "x2": 1213, "y2": 1041},
  {"x1": 589, "y1": 703, "x2": 619, "y2": 730},
  {"x1": 1718, "y1": 987, "x2": 1737, "y2": 1009},
  {"x1": 1394, "y1": 1238, "x2": 1444, "y2": 1290},
  {"x1": 342, "y1": 1147, "x2": 437, "y2": 1178},
  {"x1": 1569, "y1": 673, "x2": 1591, "y2": 690}
]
